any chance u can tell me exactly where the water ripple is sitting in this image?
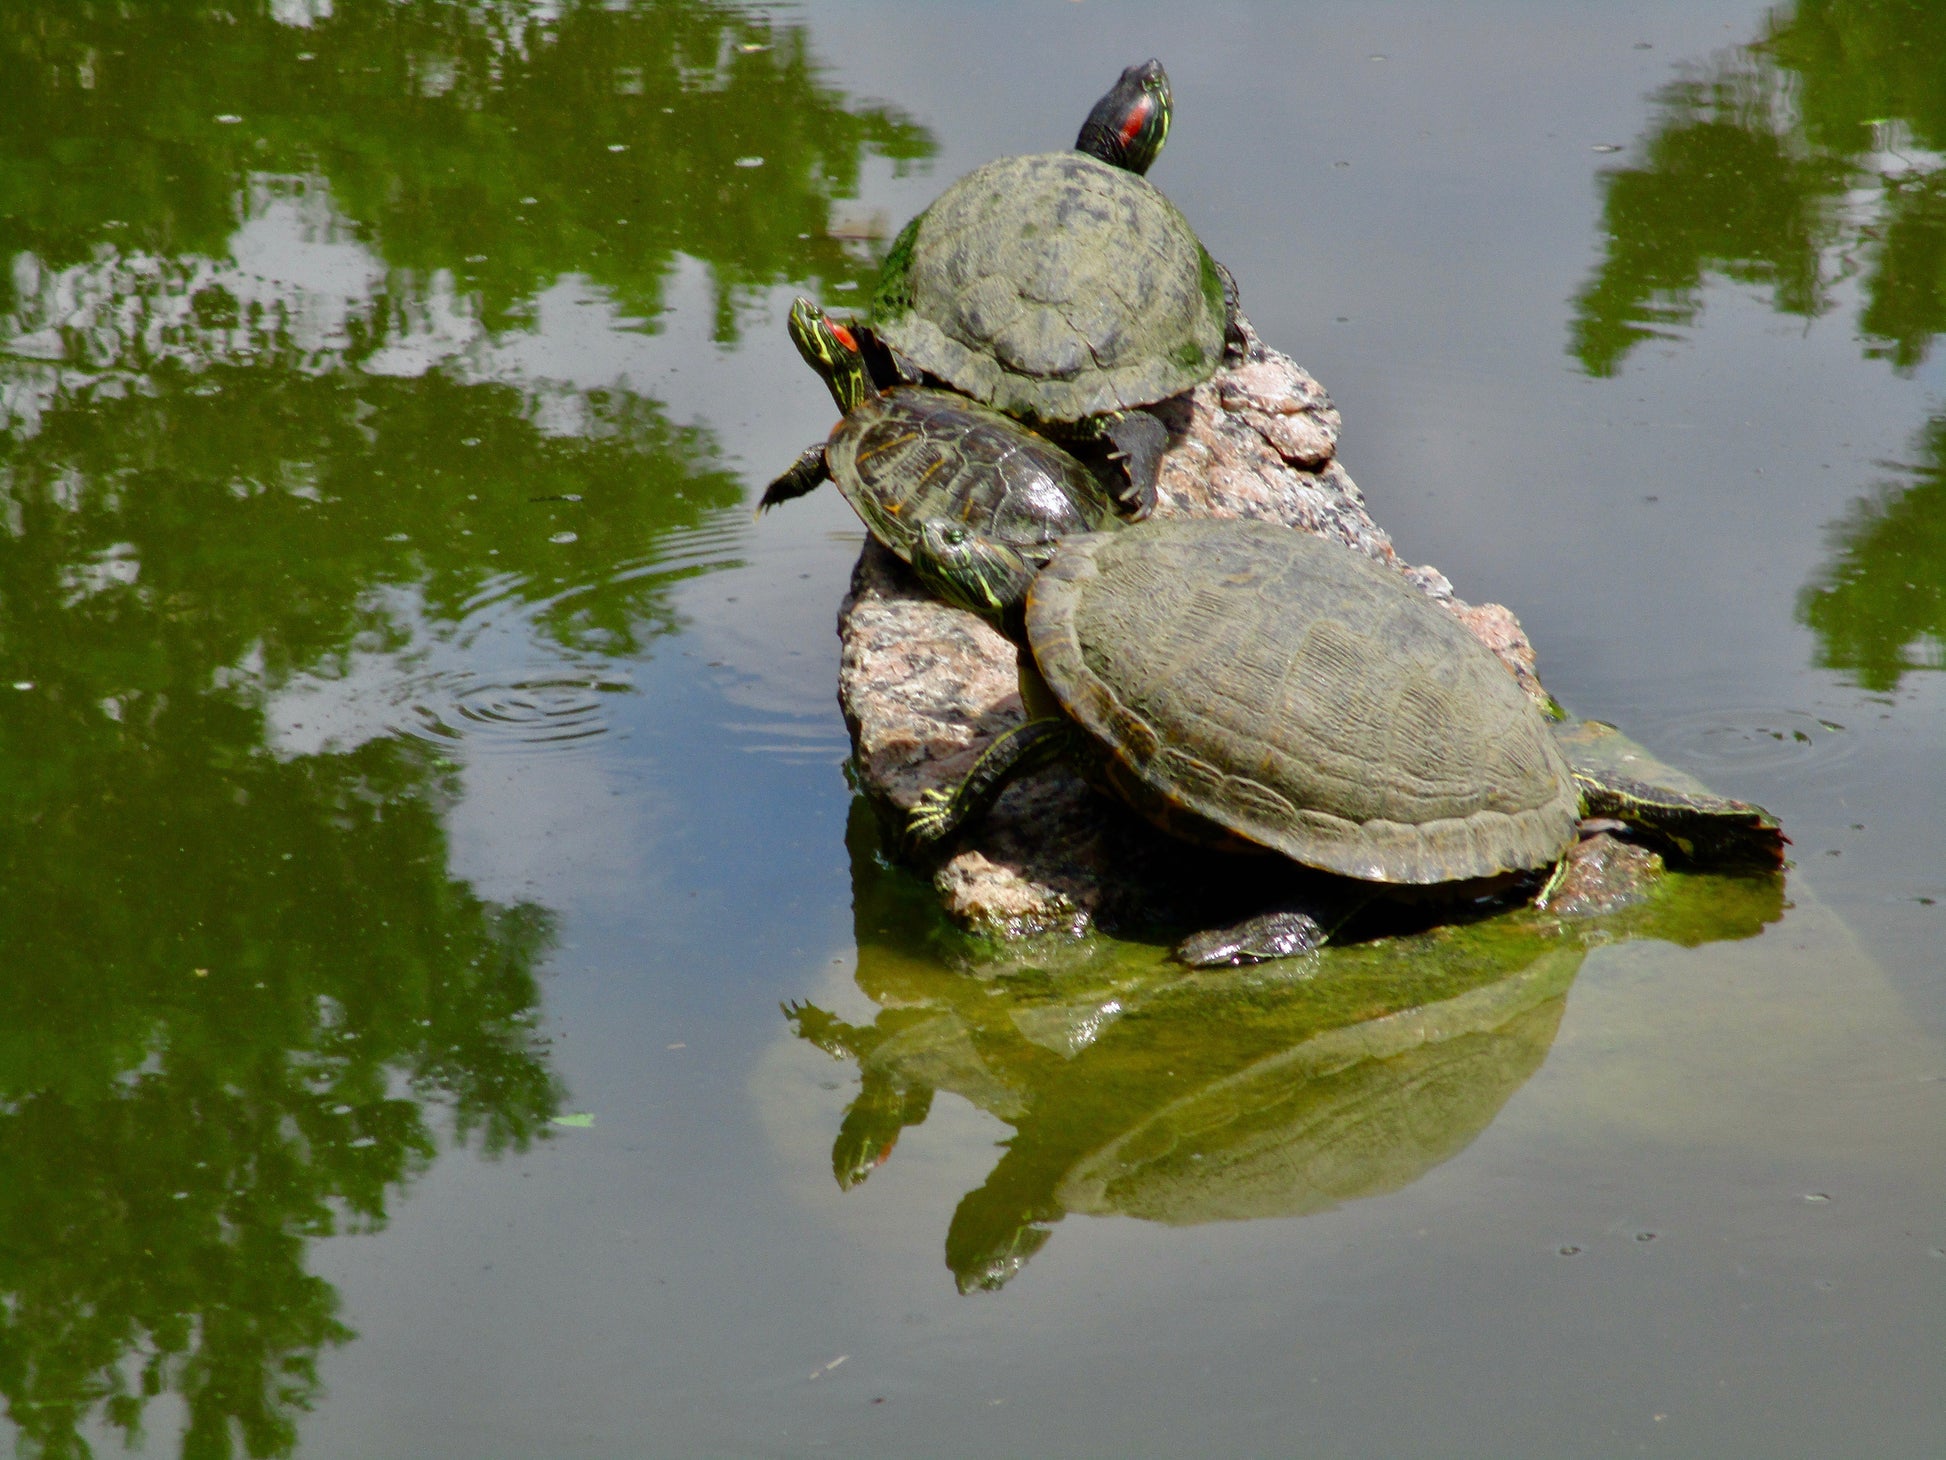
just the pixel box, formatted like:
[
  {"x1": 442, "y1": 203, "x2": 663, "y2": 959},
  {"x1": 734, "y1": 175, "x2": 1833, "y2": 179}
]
[
  {"x1": 1641, "y1": 706, "x2": 1857, "y2": 780},
  {"x1": 271, "y1": 515, "x2": 773, "y2": 762},
  {"x1": 393, "y1": 668, "x2": 632, "y2": 755}
]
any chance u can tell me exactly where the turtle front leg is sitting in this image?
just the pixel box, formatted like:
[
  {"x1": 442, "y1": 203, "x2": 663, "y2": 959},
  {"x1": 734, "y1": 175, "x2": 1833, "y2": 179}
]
[
  {"x1": 758, "y1": 443, "x2": 831, "y2": 513},
  {"x1": 1100, "y1": 410, "x2": 1166, "y2": 519},
  {"x1": 1214, "y1": 258, "x2": 1250, "y2": 360},
  {"x1": 906, "y1": 717, "x2": 1076, "y2": 846},
  {"x1": 1059, "y1": 411, "x2": 1164, "y2": 519}
]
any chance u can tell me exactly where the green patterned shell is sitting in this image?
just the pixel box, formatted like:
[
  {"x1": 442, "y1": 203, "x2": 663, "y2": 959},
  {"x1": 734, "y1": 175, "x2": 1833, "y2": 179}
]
[
  {"x1": 871, "y1": 152, "x2": 1228, "y2": 422},
  {"x1": 1025, "y1": 519, "x2": 1582, "y2": 884},
  {"x1": 827, "y1": 386, "x2": 1116, "y2": 564}
]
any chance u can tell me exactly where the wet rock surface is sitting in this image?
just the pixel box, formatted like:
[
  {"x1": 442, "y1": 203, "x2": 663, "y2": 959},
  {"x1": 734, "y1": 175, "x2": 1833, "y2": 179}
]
[{"x1": 835, "y1": 320, "x2": 1558, "y2": 943}]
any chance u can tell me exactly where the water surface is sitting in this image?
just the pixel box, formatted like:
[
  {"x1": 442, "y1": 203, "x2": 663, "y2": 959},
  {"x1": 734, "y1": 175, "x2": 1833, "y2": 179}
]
[{"x1": 1, "y1": 3, "x2": 1939, "y2": 1456}]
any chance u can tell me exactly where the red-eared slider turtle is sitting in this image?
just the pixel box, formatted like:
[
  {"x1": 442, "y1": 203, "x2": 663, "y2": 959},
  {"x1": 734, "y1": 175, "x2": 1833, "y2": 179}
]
[
  {"x1": 760, "y1": 299, "x2": 1118, "y2": 563},
  {"x1": 860, "y1": 59, "x2": 1240, "y2": 511},
  {"x1": 903, "y1": 517, "x2": 1785, "y2": 965}
]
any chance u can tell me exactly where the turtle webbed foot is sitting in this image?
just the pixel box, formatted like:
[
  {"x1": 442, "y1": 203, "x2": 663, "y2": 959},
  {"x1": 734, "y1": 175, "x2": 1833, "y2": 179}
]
[
  {"x1": 1174, "y1": 880, "x2": 1376, "y2": 966},
  {"x1": 1574, "y1": 770, "x2": 1790, "y2": 870}
]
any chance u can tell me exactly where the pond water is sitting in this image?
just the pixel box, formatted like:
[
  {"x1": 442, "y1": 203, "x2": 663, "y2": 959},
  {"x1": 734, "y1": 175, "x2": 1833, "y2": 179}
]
[{"x1": 2, "y1": 2, "x2": 1941, "y2": 1456}]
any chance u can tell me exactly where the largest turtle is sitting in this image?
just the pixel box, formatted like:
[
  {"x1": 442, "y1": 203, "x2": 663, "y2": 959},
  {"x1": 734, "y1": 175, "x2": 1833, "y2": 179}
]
[
  {"x1": 903, "y1": 516, "x2": 1785, "y2": 966},
  {"x1": 856, "y1": 59, "x2": 1239, "y2": 512}
]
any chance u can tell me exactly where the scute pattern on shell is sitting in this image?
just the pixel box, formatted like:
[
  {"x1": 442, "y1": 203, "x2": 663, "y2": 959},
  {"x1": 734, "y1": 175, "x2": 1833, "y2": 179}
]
[
  {"x1": 825, "y1": 387, "x2": 1115, "y2": 564},
  {"x1": 875, "y1": 152, "x2": 1226, "y2": 421},
  {"x1": 1025, "y1": 519, "x2": 1582, "y2": 884}
]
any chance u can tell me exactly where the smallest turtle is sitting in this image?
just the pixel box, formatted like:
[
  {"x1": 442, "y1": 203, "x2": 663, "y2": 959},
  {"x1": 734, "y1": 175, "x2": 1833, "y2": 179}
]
[{"x1": 762, "y1": 298, "x2": 1128, "y2": 564}]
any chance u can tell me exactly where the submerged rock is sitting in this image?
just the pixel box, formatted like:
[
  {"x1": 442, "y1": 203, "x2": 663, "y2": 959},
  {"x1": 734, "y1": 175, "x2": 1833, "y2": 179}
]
[{"x1": 836, "y1": 319, "x2": 1553, "y2": 942}]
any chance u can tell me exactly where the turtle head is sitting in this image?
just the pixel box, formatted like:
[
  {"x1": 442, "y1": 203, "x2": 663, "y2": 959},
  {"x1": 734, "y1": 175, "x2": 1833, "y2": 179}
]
[
  {"x1": 911, "y1": 520, "x2": 1037, "y2": 639},
  {"x1": 787, "y1": 296, "x2": 873, "y2": 415},
  {"x1": 1074, "y1": 59, "x2": 1172, "y2": 175}
]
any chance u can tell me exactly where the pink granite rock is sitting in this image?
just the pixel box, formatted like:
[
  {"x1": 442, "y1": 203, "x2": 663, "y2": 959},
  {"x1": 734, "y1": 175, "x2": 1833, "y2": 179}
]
[{"x1": 836, "y1": 322, "x2": 1555, "y2": 941}]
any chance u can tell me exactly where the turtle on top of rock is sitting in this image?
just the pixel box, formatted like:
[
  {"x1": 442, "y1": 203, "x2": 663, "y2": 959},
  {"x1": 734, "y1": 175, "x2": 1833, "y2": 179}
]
[
  {"x1": 765, "y1": 60, "x2": 1784, "y2": 962},
  {"x1": 779, "y1": 58, "x2": 1240, "y2": 518},
  {"x1": 761, "y1": 298, "x2": 1121, "y2": 566},
  {"x1": 902, "y1": 515, "x2": 1785, "y2": 966}
]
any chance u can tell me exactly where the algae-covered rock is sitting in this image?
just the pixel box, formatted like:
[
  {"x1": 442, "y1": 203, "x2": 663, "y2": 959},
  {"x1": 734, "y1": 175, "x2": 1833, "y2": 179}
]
[{"x1": 782, "y1": 806, "x2": 1785, "y2": 1290}]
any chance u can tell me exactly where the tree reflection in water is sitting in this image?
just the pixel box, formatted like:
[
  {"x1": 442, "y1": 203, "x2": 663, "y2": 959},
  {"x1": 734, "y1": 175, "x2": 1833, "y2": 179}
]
[
  {"x1": 0, "y1": 1, "x2": 933, "y2": 1453},
  {"x1": 1568, "y1": 0, "x2": 1946, "y2": 690},
  {"x1": 1798, "y1": 423, "x2": 1946, "y2": 689},
  {"x1": 0, "y1": 732, "x2": 556, "y2": 1458},
  {"x1": 0, "y1": 0, "x2": 927, "y2": 342}
]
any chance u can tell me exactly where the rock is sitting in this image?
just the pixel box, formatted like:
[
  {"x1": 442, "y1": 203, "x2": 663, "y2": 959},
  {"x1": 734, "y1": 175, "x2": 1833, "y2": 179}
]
[
  {"x1": 1546, "y1": 833, "x2": 1664, "y2": 919},
  {"x1": 835, "y1": 320, "x2": 1555, "y2": 942}
]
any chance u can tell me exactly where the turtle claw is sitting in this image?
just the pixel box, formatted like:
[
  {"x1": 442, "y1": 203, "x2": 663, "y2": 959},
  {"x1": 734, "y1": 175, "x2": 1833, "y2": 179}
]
[{"x1": 1102, "y1": 411, "x2": 1165, "y2": 520}]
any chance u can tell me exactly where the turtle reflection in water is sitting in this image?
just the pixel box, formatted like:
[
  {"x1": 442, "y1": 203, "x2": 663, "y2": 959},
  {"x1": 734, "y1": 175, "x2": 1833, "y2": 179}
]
[
  {"x1": 786, "y1": 849, "x2": 1784, "y2": 1292},
  {"x1": 904, "y1": 517, "x2": 1785, "y2": 965}
]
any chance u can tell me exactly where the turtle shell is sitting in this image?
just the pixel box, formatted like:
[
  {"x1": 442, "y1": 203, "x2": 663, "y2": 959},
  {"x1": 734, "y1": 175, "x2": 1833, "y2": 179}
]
[
  {"x1": 871, "y1": 152, "x2": 1228, "y2": 422},
  {"x1": 827, "y1": 386, "x2": 1116, "y2": 564},
  {"x1": 1024, "y1": 519, "x2": 1581, "y2": 884}
]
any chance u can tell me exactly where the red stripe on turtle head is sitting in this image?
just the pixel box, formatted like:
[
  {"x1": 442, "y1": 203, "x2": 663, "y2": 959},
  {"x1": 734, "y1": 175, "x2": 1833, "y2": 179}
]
[
  {"x1": 1118, "y1": 94, "x2": 1153, "y2": 148},
  {"x1": 830, "y1": 321, "x2": 858, "y2": 352}
]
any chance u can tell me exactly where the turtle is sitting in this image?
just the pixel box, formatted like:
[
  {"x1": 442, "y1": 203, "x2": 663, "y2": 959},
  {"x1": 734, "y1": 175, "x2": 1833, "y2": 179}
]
[
  {"x1": 851, "y1": 58, "x2": 1241, "y2": 515},
  {"x1": 759, "y1": 298, "x2": 1118, "y2": 565},
  {"x1": 901, "y1": 516, "x2": 1786, "y2": 966}
]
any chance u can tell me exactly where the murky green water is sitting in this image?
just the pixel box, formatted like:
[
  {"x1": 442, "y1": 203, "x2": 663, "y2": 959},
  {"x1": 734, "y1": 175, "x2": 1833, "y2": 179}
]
[{"x1": 2, "y1": 3, "x2": 1939, "y2": 1456}]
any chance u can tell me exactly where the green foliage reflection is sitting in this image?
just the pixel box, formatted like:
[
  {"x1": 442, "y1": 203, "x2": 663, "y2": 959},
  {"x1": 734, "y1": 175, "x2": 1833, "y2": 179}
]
[
  {"x1": 0, "y1": 737, "x2": 556, "y2": 1460},
  {"x1": 0, "y1": 289, "x2": 740, "y2": 1460},
  {"x1": 1571, "y1": 0, "x2": 1946, "y2": 376},
  {"x1": 1568, "y1": 0, "x2": 1946, "y2": 689},
  {"x1": 0, "y1": 0, "x2": 931, "y2": 339},
  {"x1": 1797, "y1": 419, "x2": 1946, "y2": 689},
  {"x1": 786, "y1": 804, "x2": 1784, "y2": 1293},
  {"x1": 0, "y1": 2, "x2": 933, "y2": 1452},
  {"x1": 0, "y1": 355, "x2": 748, "y2": 1451}
]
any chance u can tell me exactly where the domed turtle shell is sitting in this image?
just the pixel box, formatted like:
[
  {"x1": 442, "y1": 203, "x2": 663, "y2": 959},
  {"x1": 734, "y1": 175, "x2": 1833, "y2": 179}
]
[
  {"x1": 871, "y1": 151, "x2": 1229, "y2": 423},
  {"x1": 1024, "y1": 519, "x2": 1583, "y2": 884},
  {"x1": 829, "y1": 387, "x2": 1117, "y2": 564}
]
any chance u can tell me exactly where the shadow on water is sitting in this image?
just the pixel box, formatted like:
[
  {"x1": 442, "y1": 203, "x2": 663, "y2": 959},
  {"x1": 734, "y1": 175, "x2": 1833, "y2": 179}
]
[
  {"x1": 1567, "y1": 0, "x2": 1946, "y2": 691},
  {"x1": 785, "y1": 801, "x2": 1787, "y2": 1294},
  {"x1": 0, "y1": 2, "x2": 933, "y2": 1454}
]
